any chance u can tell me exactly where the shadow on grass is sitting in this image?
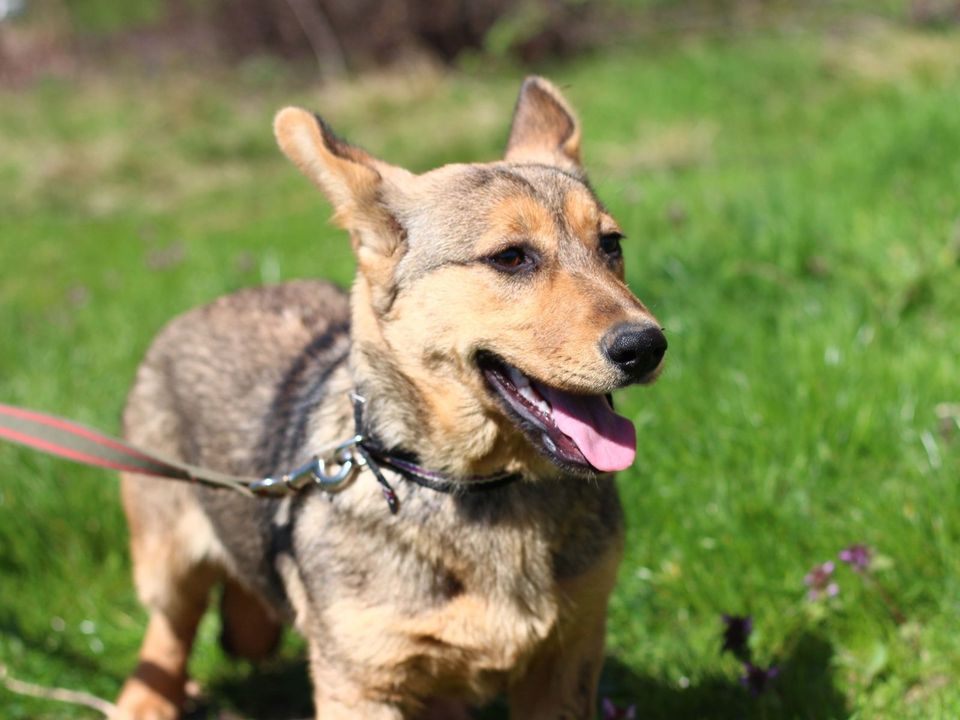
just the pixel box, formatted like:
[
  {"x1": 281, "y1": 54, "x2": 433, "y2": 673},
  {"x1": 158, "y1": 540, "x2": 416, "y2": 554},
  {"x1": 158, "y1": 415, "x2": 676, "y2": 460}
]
[
  {"x1": 184, "y1": 632, "x2": 847, "y2": 719},
  {"x1": 186, "y1": 654, "x2": 314, "y2": 720},
  {"x1": 596, "y1": 633, "x2": 848, "y2": 720}
]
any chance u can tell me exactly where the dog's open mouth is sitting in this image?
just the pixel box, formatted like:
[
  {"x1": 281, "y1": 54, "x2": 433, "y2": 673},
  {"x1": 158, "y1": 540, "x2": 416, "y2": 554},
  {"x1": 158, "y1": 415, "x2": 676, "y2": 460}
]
[{"x1": 478, "y1": 353, "x2": 637, "y2": 473}]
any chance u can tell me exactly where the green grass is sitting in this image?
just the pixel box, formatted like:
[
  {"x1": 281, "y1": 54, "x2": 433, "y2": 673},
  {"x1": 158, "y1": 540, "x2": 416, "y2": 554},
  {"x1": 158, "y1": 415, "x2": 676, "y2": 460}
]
[{"x1": 2, "y1": 10, "x2": 960, "y2": 720}]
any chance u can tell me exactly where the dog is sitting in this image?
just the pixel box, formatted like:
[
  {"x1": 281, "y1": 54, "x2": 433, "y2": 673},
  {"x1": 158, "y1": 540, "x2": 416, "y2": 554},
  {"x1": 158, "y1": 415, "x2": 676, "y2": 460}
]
[{"x1": 113, "y1": 76, "x2": 666, "y2": 720}]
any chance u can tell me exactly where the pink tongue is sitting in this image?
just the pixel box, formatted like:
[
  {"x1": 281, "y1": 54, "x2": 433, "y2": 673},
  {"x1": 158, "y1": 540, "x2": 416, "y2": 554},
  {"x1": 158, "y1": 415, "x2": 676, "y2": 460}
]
[{"x1": 539, "y1": 387, "x2": 637, "y2": 472}]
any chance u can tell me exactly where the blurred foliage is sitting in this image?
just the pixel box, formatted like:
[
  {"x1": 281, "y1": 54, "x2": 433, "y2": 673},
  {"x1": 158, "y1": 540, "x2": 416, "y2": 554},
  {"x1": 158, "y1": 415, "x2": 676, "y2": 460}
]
[
  {"x1": 5, "y1": 0, "x2": 597, "y2": 68},
  {"x1": 5, "y1": 0, "x2": 955, "y2": 78},
  {"x1": 59, "y1": 0, "x2": 162, "y2": 34}
]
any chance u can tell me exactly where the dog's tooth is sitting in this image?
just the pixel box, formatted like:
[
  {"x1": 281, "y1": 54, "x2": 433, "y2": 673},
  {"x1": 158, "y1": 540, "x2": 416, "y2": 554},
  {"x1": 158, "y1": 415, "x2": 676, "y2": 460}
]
[
  {"x1": 535, "y1": 398, "x2": 551, "y2": 416},
  {"x1": 542, "y1": 434, "x2": 557, "y2": 453},
  {"x1": 518, "y1": 384, "x2": 538, "y2": 404},
  {"x1": 507, "y1": 366, "x2": 530, "y2": 389}
]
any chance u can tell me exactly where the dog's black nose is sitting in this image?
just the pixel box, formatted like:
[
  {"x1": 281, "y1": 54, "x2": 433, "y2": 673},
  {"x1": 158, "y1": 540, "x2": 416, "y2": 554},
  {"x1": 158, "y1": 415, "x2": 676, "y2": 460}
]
[{"x1": 601, "y1": 324, "x2": 667, "y2": 380}]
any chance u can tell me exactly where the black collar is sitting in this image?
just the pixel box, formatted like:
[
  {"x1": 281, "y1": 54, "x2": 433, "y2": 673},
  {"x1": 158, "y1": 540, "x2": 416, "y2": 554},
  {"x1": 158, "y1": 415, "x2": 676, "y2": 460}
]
[{"x1": 351, "y1": 393, "x2": 522, "y2": 513}]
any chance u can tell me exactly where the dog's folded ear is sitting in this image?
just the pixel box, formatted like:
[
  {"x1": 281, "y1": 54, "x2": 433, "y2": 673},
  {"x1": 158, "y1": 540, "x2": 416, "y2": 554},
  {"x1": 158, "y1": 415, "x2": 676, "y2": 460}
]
[
  {"x1": 274, "y1": 108, "x2": 409, "y2": 265},
  {"x1": 505, "y1": 76, "x2": 582, "y2": 172},
  {"x1": 274, "y1": 107, "x2": 383, "y2": 216}
]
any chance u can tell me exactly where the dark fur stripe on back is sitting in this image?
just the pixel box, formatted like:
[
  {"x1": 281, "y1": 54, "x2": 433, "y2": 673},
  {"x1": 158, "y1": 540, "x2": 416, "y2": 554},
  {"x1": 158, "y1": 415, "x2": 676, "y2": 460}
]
[{"x1": 257, "y1": 319, "x2": 351, "y2": 475}]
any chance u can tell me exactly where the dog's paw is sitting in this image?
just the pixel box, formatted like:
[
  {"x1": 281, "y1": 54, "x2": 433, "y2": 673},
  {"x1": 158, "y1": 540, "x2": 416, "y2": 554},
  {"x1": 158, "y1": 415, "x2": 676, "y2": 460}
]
[{"x1": 113, "y1": 679, "x2": 181, "y2": 720}]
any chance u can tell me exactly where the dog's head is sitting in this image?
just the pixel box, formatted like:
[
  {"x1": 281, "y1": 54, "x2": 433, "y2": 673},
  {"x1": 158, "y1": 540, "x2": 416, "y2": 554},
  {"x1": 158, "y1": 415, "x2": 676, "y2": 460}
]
[{"x1": 274, "y1": 77, "x2": 665, "y2": 479}]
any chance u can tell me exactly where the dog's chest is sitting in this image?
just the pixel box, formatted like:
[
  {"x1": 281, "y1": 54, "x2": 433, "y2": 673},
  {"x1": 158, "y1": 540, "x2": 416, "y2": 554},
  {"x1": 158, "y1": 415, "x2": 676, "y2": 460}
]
[
  {"x1": 411, "y1": 535, "x2": 560, "y2": 669},
  {"x1": 283, "y1": 476, "x2": 622, "y2": 700},
  {"x1": 290, "y1": 498, "x2": 562, "y2": 693},
  {"x1": 320, "y1": 539, "x2": 560, "y2": 698}
]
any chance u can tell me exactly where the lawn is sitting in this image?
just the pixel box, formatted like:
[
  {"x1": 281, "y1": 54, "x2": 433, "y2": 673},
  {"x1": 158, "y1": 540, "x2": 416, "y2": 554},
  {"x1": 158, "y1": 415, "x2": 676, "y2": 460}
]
[{"x1": 1, "y1": 7, "x2": 959, "y2": 719}]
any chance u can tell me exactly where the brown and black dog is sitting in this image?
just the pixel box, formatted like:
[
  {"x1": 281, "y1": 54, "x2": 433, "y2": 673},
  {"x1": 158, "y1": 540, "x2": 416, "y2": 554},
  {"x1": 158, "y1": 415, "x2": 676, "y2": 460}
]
[{"x1": 113, "y1": 76, "x2": 666, "y2": 720}]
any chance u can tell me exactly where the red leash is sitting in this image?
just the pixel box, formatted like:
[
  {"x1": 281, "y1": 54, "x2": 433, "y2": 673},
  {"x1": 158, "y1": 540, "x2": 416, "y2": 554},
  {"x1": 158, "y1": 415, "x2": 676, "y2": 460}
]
[
  {"x1": 0, "y1": 403, "x2": 259, "y2": 495},
  {"x1": 0, "y1": 398, "x2": 523, "y2": 511}
]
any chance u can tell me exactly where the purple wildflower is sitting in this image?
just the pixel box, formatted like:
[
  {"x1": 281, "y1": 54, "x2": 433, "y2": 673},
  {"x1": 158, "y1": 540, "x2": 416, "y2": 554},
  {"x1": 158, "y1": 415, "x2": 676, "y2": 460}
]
[
  {"x1": 739, "y1": 662, "x2": 779, "y2": 696},
  {"x1": 721, "y1": 614, "x2": 752, "y2": 658},
  {"x1": 838, "y1": 544, "x2": 872, "y2": 572},
  {"x1": 601, "y1": 697, "x2": 637, "y2": 719},
  {"x1": 804, "y1": 561, "x2": 839, "y2": 600}
]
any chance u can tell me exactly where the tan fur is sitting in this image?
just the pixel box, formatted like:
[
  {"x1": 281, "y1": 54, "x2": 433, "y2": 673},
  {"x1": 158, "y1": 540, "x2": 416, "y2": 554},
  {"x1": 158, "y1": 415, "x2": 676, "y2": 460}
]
[
  {"x1": 510, "y1": 539, "x2": 624, "y2": 718},
  {"x1": 114, "y1": 76, "x2": 665, "y2": 719}
]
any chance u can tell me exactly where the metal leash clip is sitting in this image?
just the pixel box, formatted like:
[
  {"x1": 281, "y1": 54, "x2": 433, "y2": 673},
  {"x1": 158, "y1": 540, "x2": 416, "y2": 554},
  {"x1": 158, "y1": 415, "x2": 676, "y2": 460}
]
[
  {"x1": 249, "y1": 433, "x2": 365, "y2": 497},
  {"x1": 315, "y1": 434, "x2": 366, "y2": 488}
]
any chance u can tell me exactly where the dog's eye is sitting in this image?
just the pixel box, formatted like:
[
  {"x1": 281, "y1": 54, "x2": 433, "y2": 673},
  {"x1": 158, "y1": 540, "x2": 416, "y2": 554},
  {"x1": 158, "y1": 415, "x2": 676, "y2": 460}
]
[
  {"x1": 599, "y1": 232, "x2": 624, "y2": 260},
  {"x1": 488, "y1": 246, "x2": 536, "y2": 273}
]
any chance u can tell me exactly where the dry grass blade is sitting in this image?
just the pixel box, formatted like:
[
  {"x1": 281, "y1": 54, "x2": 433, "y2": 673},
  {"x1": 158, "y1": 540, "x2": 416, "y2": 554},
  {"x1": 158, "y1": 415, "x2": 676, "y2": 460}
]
[{"x1": 0, "y1": 663, "x2": 116, "y2": 717}]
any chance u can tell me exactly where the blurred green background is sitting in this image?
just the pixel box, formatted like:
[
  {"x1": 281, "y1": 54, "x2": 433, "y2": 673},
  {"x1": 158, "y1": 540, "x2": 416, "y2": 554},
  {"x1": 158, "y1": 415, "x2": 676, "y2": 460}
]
[{"x1": 1, "y1": 1, "x2": 959, "y2": 718}]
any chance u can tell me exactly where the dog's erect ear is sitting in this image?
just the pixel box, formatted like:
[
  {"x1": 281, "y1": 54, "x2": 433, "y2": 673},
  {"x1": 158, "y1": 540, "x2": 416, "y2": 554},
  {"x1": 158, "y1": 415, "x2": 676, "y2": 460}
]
[
  {"x1": 274, "y1": 107, "x2": 405, "y2": 257},
  {"x1": 504, "y1": 76, "x2": 582, "y2": 171}
]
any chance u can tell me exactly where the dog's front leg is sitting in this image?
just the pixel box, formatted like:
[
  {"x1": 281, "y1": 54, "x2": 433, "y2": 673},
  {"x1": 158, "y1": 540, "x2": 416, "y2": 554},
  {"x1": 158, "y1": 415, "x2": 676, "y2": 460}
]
[
  {"x1": 508, "y1": 542, "x2": 622, "y2": 719},
  {"x1": 507, "y1": 612, "x2": 607, "y2": 720},
  {"x1": 310, "y1": 685, "x2": 405, "y2": 720},
  {"x1": 113, "y1": 608, "x2": 208, "y2": 720},
  {"x1": 308, "y1": 642, "x2": 406, "y2": 720}
]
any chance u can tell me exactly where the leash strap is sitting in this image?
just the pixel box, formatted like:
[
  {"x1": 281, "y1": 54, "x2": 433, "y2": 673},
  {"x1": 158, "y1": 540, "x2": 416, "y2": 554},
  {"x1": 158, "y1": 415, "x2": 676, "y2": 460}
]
[
  {"x1": 0, "y1": 399, "x2": 522, "y2": 508},
  {"x1": 0, "y1": 403, "x2": 258, "y2": 495}
]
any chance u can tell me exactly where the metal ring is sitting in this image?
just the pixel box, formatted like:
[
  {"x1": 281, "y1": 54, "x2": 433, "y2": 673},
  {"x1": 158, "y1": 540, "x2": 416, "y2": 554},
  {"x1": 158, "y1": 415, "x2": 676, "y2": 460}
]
[{"x1": 313, "y1": 456, "x2": 356, "y2": 489}]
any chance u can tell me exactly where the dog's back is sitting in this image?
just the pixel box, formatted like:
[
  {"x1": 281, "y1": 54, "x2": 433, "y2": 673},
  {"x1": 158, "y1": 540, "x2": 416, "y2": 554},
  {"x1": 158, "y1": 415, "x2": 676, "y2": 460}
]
[
  {"x1": 124, "y1": 279, "x2": 350, "y2": 474},
  {"x1": 122, "y1": 280, "x2": 350, "y2": 582}
]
